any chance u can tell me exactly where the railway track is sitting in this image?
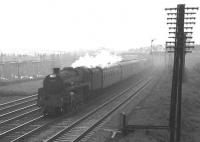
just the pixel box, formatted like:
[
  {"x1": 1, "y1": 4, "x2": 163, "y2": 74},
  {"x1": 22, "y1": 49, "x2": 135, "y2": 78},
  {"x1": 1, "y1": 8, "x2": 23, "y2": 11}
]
[
  {"x1": 45, "y1": 78, "x2": 152, "y2": 142},
  {"x1": 0, "y1": 94, "x2": 38, "y2": 115},
  {"x1": 2, "y1": 77, "x2": 152, "y2": 142},
  {"x1": 0, "y1": 95, "x2": 39, "y2": 123},
  {"x1": 0, "y1": 94, "x2": 44, "y2": 142}
]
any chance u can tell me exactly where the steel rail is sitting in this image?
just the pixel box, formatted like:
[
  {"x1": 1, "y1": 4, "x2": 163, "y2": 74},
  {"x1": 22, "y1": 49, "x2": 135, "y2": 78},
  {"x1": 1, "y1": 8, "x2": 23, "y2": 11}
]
[
  {"x1": 0, "y1": 116, "x2": 43, "y2": 138},
  {"x1": 0, "y1": 110, "x2": 66, "y2": 141},
  {"x1": 0, "y1": 81, "x2": 136, "y2": 142},
  {"x1": 0, "y1": 82, "x2": 136, "y2": 142},
  {"x1": 0, "y1": 108, "x2": 40, "y2": 125},
  {"x1": 45, "y1": 78, "x2": 152, "y2": 142},
  {"x1": 73, "y1": 80, "x2": 150, "y2": 142},
  {"x1": 0, "y1": 104, "x2": 37, "y2": 119},
  {"x1": 11, "y1": 114, "x2": 69, "y2": 142},
  {"x1": 0, "y1": 94, "x2": 37, "y2": 109},
  {"x1": 0, "y1": 98, "x2": 36, "y2": 114},
  {"x1": 7, "y1": 70, "x2": 153, "y2": 142},
  {"x1": 11, "y1": 78, "x2": 147, "y2": 142}
]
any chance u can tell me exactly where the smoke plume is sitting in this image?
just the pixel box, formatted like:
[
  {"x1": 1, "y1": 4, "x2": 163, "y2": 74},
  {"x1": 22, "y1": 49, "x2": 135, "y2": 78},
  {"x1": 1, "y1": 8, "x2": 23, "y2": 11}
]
[{"x1": 71, "y1": 50, "x2": 122, "y2": 68}]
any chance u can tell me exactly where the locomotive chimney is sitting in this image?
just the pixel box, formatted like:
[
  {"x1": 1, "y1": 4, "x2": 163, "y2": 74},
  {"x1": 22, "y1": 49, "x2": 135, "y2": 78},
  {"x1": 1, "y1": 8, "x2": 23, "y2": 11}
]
[{"x1": 53, "y1": 68, "x2": 60, "y2": 74}]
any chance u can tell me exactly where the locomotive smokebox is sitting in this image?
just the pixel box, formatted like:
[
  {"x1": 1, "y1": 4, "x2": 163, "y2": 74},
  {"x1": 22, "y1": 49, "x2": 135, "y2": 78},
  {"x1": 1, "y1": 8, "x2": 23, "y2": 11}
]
[{"x1": 53, "y1": 68, "x2": 60, "y2": 74}]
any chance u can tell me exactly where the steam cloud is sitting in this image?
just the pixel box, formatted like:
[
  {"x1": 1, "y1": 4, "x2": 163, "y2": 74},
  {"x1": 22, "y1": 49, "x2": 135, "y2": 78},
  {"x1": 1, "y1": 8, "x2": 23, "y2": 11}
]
[{"x1": 71, "y1": 50, "x2": 122, "y2": 68}]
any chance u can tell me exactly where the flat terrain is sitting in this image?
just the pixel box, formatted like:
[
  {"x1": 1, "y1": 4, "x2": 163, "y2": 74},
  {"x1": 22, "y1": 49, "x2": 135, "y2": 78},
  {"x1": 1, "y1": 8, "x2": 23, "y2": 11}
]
[
  {"x1": 0, "y1": 79, "x2": 42, "y2": 96},
  {"x1": 0, "y1": 79, "x2": 42, "y2": 103}
]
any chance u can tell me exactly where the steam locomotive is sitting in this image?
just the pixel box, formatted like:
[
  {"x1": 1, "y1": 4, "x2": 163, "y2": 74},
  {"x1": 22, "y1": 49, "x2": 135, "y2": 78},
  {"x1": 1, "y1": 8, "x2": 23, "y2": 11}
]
[{"x1": 37, "y1": 59, "x2": 148, "y2": 116}]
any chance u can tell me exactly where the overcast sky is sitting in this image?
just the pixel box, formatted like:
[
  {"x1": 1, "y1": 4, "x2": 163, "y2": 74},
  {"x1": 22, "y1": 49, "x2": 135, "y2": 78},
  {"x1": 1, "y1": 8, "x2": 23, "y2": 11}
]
[{"x1": 0, "y1": 0, "x2": 199, "y2": 54}]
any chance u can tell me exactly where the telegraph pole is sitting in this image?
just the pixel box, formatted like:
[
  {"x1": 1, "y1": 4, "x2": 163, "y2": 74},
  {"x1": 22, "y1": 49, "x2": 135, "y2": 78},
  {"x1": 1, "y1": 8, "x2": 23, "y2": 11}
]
[
  {"x1": 119, "y1": 4, "x2": 198, "y2": 142},
  {"x1": 165, "y1": 4, "x2": 198, "y2": 142}
]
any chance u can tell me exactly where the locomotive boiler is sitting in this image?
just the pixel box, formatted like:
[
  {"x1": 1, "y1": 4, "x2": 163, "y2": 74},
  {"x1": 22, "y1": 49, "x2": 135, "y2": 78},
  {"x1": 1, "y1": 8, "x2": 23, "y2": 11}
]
[{"x1": 37, "y1": 59, "x2": 148, "y2": 116}]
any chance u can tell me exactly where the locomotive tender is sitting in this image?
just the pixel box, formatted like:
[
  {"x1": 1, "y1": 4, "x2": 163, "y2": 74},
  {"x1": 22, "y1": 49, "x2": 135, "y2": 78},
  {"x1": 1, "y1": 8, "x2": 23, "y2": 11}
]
[{"x1": 37, "y1": 59, "x2": 147, "y2": 116}]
